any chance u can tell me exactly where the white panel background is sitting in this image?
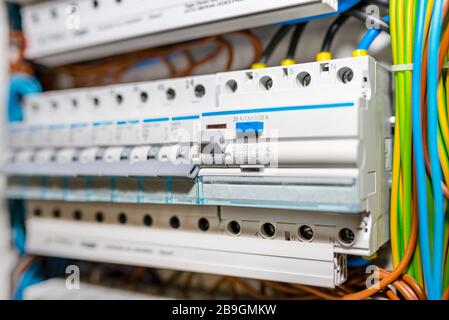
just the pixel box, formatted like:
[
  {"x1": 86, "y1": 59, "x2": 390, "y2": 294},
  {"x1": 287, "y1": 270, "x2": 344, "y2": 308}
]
[{"x1": 0, "y1": 0, "x2": 16, "y2": 300}]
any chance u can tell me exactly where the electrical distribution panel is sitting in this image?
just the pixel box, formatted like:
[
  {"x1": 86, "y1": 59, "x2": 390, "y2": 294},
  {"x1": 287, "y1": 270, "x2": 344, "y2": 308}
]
[
  {"x1": 21, "y1": 0, "x2": 339, "y2": 65},
  {"x1": 3, "y1": 56, "x2": 392, "y2": 287}
]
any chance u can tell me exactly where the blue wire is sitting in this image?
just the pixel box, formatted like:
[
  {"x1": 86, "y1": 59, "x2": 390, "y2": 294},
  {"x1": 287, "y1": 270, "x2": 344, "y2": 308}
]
[
  {"x1": 8, "y1": 74, "x2": 42, "y2": 123},
  {"x1": 280, "y1": 0, "x2": 361, "y2": 25},
  {"x1": 357, "y1": 16, "x2": 390, "y2": 51},
  {"x1": 14, "y1": 258, "x2": 67, "y2": 299},
  {"x1": 9, "y1": 200, "x2": 26, "y2": 255},
  {"x1": 347, "y1": 256, "x2": 372, "y2": 268},
  {"x1": 14, "y1": 262, "x2": 41, "y2": 300},
  {"x1": 412, "y1": 1, "x2": 434, "y2": 298},
  {"x1": 7, "y1": 2, "x2": 22, "y2": 30},
  {"x1": 131, "y1": 57, "x2": 161, "y2": 70},
  {"x1": 12, "y1": 223, "x2": 26, "y2": 255},
  {"x1": 427, "y1": 0, "x2": 445, "y2": 300}
]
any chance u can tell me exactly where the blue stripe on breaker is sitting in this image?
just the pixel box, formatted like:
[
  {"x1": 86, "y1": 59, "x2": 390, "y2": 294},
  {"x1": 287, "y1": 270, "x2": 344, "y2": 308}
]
[
  {"x1": 70, "y1": 123, "x2": 89, "y2": 128},
  {"x1": 93, "y1": 121, "x2": 113, "y2": 127},
  {"x1": 65, "y1": 103, "x2": 353, "y2": 129},
  {"x1": 201, "y1": 102, "x2": 355, "y2": 117},
  {"x1": 117, "y1": 120, "x2": 140, "y2": 125},
  {"x1": 143, "y1": 117, "x2": 170, "y2": 123},
  {"x1": 172, "y1": 115, "x2": 200, "y2": 121}
]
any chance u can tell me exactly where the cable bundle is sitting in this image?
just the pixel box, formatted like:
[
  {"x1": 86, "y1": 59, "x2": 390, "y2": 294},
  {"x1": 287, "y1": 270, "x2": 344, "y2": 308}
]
[
  {"x1": 41, "y1": 31, "x2": 262, "y2": 88},
  {"x1": 390, "y1": 0, "x2": 449, "y2": 299}
]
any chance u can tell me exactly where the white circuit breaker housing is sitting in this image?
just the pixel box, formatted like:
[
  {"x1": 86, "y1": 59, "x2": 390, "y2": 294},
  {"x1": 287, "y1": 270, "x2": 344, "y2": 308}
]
[
  {"x1": 2, "y1": 56, "x2": 392, "y2": 287},
  {"x1": 21, "y1": 0, "x2": 338, "y2": 65}
]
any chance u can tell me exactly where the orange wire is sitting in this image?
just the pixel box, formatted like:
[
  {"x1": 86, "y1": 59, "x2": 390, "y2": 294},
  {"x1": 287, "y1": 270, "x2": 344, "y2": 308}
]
[
  {"x1": 386, "y1": 290, "x2": 401, "y2": 300},
  {"x1": 230, "y1": 278, "x2": 274, "y2": 300},
  {"x1": 402, "y1": 274, "x2": 427, "y2": 299},
  {"x1": 233, "y1": 30, "x2": 263, "y2": 65},
  {"x1": 341, "y1": 188, "x2": 419, "y2": 300},
  {"x1": 215, "y1": 37, "x2": 234, "y2": 71},
  {"x1": 377, "y1": 270, "x2": 420, "y2": 300},
  {"x1": 443, "y1": 286, "x2": 449, "y2": 299}
]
